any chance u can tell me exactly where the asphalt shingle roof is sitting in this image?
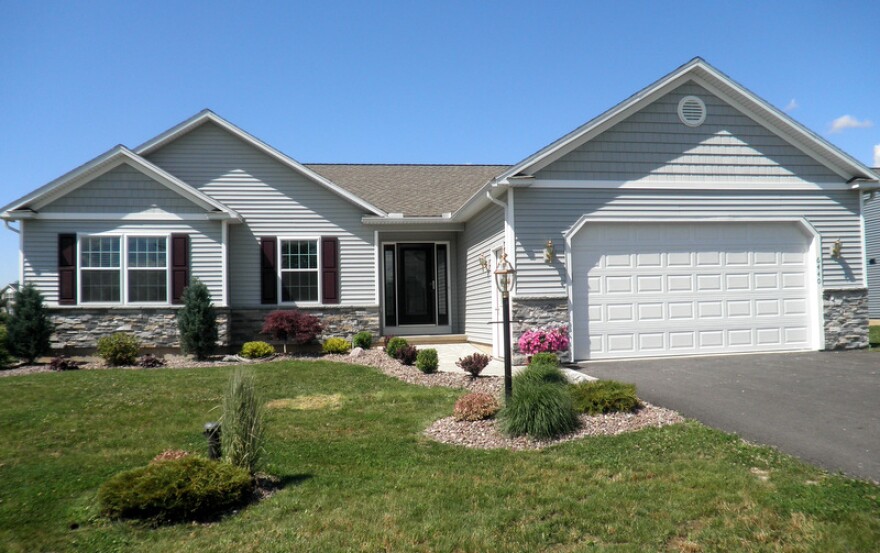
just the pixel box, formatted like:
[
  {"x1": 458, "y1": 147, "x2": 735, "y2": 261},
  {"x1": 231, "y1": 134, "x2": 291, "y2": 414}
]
[{"x1": 305, "y1": 164, "x2": 509, "y2": 216}]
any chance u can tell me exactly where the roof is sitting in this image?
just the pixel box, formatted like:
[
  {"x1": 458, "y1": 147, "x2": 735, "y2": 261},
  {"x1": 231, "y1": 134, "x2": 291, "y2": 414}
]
[{"x1": 305, "y1": 164, "x2": 508, "y2": 216}]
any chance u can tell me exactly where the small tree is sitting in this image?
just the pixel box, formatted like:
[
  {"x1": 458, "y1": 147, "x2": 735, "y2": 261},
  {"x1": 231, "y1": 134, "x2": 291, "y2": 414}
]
[
  {"x1": 176, "y1": 279, "x2": 218, "y2": 360},
  {"x1": 261, "y1": 310, "x2": 322, "y2": 353},
  {"x1": 7, "y1": 284, "x2": 52, "y2": 363}
]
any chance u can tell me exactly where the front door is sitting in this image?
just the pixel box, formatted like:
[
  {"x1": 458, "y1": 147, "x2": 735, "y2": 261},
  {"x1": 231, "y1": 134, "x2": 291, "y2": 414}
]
[{"x1": 397, "y1": 243, "x2": 435, "y2": 325}]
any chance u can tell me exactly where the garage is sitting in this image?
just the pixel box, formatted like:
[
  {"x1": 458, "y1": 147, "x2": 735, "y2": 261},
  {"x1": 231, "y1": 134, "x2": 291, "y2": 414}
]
[{"x1": 569, "y1": 220, "x2": 820, "y2": 360}]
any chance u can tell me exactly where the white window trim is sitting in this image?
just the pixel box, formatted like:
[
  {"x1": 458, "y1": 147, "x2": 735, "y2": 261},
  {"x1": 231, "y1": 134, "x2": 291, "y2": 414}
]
[
  {"x1": 277, "y1": 236, "x2": 322, "y2": 306},
  {"x1": 76, "y1": 232, "x2": 173, "y2": 307}
]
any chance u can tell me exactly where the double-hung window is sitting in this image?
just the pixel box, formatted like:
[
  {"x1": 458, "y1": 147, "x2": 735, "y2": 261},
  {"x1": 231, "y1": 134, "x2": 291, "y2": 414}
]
[
  {"x1": 79, "y1": 235, "x2": 169, "y2": 304},
  {"x1": 280, "y1": 239, "x2": 319, "y2": 302}
]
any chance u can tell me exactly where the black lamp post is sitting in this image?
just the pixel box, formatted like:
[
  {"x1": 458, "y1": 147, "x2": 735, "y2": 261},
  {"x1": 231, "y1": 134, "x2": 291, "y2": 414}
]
[{"x1": 494, "y1": 252, "x2": 516, "y2": 401}]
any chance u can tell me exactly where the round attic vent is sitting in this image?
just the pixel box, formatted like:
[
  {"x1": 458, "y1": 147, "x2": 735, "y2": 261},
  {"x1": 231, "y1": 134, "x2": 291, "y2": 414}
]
[{"x1": 677, "y1": 95, "x2": 706, "y2": 127}]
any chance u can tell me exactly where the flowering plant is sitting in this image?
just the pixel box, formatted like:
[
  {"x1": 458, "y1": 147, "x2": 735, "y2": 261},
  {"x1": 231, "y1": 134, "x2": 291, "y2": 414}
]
[{"x1": 517, "y1": 325, "x2": 570, "y2": 355}]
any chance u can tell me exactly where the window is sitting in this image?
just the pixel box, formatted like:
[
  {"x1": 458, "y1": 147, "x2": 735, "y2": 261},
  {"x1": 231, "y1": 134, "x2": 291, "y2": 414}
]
[
  {"x1": 127, "y1": 237, "x2": 167, "y2": 302},
  {"x1": 79, "y1": 235, "x2": 169, "y2": 304},
  {"x1": 280, "y1": 239, "x2": 318, "y2": 302},
  {"x1": 81, "y1": 236, "x2": 121, "y2": 302}
]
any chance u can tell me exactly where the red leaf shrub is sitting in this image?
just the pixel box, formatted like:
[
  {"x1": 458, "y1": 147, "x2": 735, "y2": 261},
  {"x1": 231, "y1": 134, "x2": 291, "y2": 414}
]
[
  {"x1": 454, "y1": 393, "x2": 500, "y2": 421},
  {"x1": 396, "y1": 344, "x2": 418, "y2": 366},
  {"x1": 261, "y1": 310, "x2": 322, "y2": 350},
  {"x1": 456, "y1": 353, "x2": 490, "y2": 378}
]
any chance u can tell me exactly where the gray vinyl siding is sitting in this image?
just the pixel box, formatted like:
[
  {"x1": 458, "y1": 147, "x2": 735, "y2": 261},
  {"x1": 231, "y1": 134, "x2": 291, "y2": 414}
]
[
  {"x1": 864, "y1": 191, "x2": 880, "y2": 317},
  {"x1": 145, "y1": 122, "x2": 376, "y2": 307},
  {"x1": 23, "y1": 219, "x2": 223, "y2": 305},
  {"x1": 536, "y1": 82, "x2": 843, "y2": 185},
  {"x1": 40, "y1": 164, "x2": 205, "y2": 213},
  {"x1": 460, "y1": 201, "x2": 505, "y2": 344},
  {"x1": 514, "y1": 188, "x2": 863, "y2": 297}
]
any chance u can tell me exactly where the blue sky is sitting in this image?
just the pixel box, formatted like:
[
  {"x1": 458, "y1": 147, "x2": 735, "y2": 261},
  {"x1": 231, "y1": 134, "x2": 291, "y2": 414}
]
[{"x1": 1, "y1": 1, "x2": 878, "y2": 287}]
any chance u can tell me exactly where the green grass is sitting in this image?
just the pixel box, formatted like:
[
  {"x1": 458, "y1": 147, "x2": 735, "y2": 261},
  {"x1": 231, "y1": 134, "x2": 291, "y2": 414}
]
[
  {"x1": 870, "y1": 325, "x2": 880, "y2": 347},
  {"x1": 1, "y1": 361, "x2": 878, "y2": 552}
]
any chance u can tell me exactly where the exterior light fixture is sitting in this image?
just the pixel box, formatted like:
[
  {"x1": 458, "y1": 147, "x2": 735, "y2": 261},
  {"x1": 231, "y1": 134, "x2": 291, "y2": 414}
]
[
  {"x1": 478, "y1": 253, "x2": 489, "y2": 273},
  {"x1": 831, "y1": 239, "x2": 842, "y2": 259},
  {"x1": 493, "y1": 252, "x2": 516, "y2": 400},
  {"x1": 544, "y1": 240, "x2": 555, "y2": 264}
]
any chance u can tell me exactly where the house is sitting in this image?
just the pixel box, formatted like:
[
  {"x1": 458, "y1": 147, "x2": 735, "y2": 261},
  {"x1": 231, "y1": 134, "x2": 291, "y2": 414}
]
[
  {"x1": 2, "y1": 58, "x2": 877, "y2": 360},
  {"x1": 0, "y1": 282, "x2": 18, "y2": 314},
  {"x1": 864, "y1": 173, "x2": 880, "y2": 321}
]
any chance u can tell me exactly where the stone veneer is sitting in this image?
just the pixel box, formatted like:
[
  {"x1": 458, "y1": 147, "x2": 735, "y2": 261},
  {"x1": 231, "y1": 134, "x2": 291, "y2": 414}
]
[
  {"x1": 49, "y1": 308, "x2": 230, "y2": 351},
  {"x1": 230, "y1": 306, "x2": 380, "y2": 346},
  {"x1": 510, "y1": 296, "x2": 570, "y2": 364},
  {"x1": 823, "y1": 288, "x2": 869, "y2": 350}
]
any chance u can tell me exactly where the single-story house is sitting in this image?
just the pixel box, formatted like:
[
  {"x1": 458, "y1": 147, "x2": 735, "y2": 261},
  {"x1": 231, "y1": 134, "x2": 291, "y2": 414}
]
[
  {"x1": 2, "y1": 58, "x2": 877, "y2": 360},
  {"x1": 864, "y1": 173, "x2": 880, "y2": 320}
]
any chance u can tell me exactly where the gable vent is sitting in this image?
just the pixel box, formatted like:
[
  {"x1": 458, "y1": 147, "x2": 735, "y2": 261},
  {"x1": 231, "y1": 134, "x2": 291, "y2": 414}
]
[{"x1": 677, "y1": 96, "x2": 706, "y2": 127}]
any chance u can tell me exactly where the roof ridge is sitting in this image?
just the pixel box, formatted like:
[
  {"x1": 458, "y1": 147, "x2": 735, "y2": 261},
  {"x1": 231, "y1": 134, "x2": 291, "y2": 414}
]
[{"x1": 304, "y1": 163, "x2": 510, "y2": 167}]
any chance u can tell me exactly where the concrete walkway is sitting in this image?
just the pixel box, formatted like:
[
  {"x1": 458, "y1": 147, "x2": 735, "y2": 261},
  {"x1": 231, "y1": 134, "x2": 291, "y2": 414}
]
[{"x1": 424, "y1": 343, "x2": 594, "y2": 383}]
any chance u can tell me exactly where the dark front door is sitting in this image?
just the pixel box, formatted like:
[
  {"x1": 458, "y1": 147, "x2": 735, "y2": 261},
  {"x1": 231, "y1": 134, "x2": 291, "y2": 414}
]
[{"x1": 397, "y1": 243, "x2": 435, "y2": 325}]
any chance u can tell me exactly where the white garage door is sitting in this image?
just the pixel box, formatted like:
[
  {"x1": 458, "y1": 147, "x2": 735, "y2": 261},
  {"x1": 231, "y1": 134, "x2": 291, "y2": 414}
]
[{"x1": 570, "y1": 221, "x2": 817, "y2": 360}]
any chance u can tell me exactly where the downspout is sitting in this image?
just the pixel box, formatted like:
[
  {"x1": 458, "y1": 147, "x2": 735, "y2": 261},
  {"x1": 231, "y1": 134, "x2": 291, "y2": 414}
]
[{"x1": 4, "y1": 221, "x2": 20, "y2": 234}]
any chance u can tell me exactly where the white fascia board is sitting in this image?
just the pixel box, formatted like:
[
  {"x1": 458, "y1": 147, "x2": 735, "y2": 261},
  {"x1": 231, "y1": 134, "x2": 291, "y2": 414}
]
[
  {"x1": 9, "y1": 211, "x2": 238, "y2": 221},
  {"x1": 135, "y1": 110, "x2": 387, "y2": 217},
  {"x1": 530, "y1": 178, "x2": 855, "y2": 191}
]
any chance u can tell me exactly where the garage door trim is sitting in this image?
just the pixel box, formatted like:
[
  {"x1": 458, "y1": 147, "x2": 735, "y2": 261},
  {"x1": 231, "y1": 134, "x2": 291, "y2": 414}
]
[{"x1": 563, "y1": 216, "x2": 824, "y2": 360}]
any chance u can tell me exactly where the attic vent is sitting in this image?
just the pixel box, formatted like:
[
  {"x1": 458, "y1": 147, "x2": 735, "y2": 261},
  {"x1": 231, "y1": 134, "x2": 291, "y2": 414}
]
[{"x1": 677, "y1": 96, "x2": 706, "y2": 127}]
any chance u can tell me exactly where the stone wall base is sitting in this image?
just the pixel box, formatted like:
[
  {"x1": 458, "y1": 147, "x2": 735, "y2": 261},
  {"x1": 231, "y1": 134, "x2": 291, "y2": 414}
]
[
  {"x1": 230, "y1": 306, "x2": 380, "y2": 347},
  {"x1": 823, "y1": 288, "x2": 869, "y2": 350}
]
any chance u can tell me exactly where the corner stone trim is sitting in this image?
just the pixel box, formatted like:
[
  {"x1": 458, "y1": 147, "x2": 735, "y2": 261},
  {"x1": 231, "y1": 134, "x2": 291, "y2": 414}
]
[
  {"x1": 510, "y1": 297, "x2": 570, "y2": 364},
  {"x1": 823, "y1": 288, "x2": 869, "y2": 350}
]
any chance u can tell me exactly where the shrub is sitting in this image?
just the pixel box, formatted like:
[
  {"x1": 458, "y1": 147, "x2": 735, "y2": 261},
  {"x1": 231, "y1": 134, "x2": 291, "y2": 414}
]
[
  {"x1": 138, "y1": 353, "x2": 166, "y2": 368},
  {"x1": 516, "y1": 363, "x2": 569, "y2": 386},
  {"x1": 6, "y1": 284, "x2": 52, "y2": 363},
  {"x1": 415, "y1": 348, "x2": 438, "y2": 373},
  {"x1": 49, "y1": 356, "x2": 79, "y2": 371},
  {"x1": 529, "y1": 352, "x2": 559, "y2": 367},
  {"x1": 261, "y1": 310, "x2": 322, "y2": 353},
  {"x1": 177, "y1": 279, "x2": 218, "y2": 360},
  {"x1": 396, "y1": 344, "x2": 418, "y2": 366},
  {"x1": 98, "y1": 456, "x2": 252, "y2": 523},
  {"x1": 96, "y1": 333, "x2": 140, "y2": 366},
  {"x1": 570, "y1": 380, "x2": 641, "y2": 415},
  {"x1": 385, "y1": 336, "x2": 408, "y2": 358},
  {"x1": 517, "y1": 325, "x2": 570, "y2": 356},
  {"x1": 456, "y1": 353, "x2": 490, "y2": 378},
  {"x1": 0, "y1": 325, "x2": 12, "y2": 369},
  {"x1": 222, "y1": 368, "x2": 265, "y2": 474},
  {"x1": 241, "y1": 341, "x2": 275, "y2": 359},
  {"x1": 322, "y1": 337, "x2": 351, "y2": 354},
  {"x1": 454, "y1": 393, "x2": 500, "y2": 421},
  {"x1": 499, "y1": 367, "x2": 579, "y2": 440},
  {"x1": 352, "y1": 331, "x2": 373, "y2": 349}
]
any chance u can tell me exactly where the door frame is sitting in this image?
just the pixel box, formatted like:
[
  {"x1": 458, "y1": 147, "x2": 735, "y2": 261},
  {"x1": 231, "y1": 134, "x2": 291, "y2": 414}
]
[{"x1": 380, "y1": 241, "x2": 452, "y2": 334}]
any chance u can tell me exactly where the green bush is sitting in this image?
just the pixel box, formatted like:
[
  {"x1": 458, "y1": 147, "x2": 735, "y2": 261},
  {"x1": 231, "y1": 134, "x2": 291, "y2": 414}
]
[
  {"x1": 352, "y1": 331, "x2": 373, "y2": 349},
  {"x1": 499, "y1": 367, "x2": 579, "y2": 440},
  {"x1": 570, "y1": 380, "x2": 641, "y2": 415},
  {"x1": 415, "y1": 348, "x2": 438, "y2": 373},
  {"x1": 96, "y1": 333, "x2": 140, "y2": 366},
  {"x1": 0, "y1": 325, "x2": 13, "y2": 369},
  {"x1": 177, "y1": 279, "x2": 218, "y2": 360},
  {"x1": 529, "y1": 352, "x2": 560, "y2": 367},
  {"x1": 222, "y1": 368, "x2": 265, "y2": 475},
  {"x1": 6, "y1": 284, "x2": 52, "y2": 363},
  {"x1": 516, "y1": 363, "x2": 569, "y2": 386},
  {"x1": 322, "y1": 337, "x2": 352, "y2": 354},
  {"x1": 98, "y1": 456, "x2": 252, "y2": 524},
  {"x1": 241, "y1": 341, "x2": 275, "y2": 359},
  {"x1": 385, "y1": 337, "x2": 409, "y2": 358}
]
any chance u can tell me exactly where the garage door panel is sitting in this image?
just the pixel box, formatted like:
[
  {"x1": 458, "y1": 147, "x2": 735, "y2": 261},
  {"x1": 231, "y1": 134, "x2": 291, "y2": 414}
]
[{"x1": 572, "y1": 221, "x2": 816, "y2": 360}]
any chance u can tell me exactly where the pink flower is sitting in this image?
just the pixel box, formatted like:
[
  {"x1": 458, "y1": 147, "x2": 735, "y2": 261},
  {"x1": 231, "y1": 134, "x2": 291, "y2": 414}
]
[{"x1": 517, "y1": 325, "x2": 570, "y2": 355}]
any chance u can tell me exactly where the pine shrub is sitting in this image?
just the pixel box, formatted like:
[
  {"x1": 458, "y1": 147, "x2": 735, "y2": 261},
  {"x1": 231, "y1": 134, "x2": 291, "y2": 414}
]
[
  {"x1": 570, "y1": 380, "x2": 641, "y2": 415},
  {"x1": 6, "y1": 284, "x2": 52, "y2": 363},
  {"x1": 499, "y1": 365, "x2": 579, "y2": 440},
  {"x1": 385, "y1": 336, "x2": 408, "y2": 358},
  {"x1": 222, "y1": 368, "x2": 265, "y2": 475},
  {"x1": 96, "y1": 333, "x2": 140, "y2": 366},
  {"x1": 454, "y1": 392, "x2": 500, "y2": 421},
  {"x1": 456, "y1": 353, "x2": 490, "y2": 378},
  {"x1": 261, "y1": 310, "x2": 322, "y2": 353},
  {"x1": 352, "y1": 331, "x2": 373, "y2": 349},
  {"x1": 416, "y1": 348, "x2": 439, "y2": 373},
  {"x1": 98, "y1": 456, "x2": 252, "y2": 524},
  {"x1": 0, "y1": 325, "x2": 13, "y2": 369},
  {"x1": 241, "y1": 341, "x2": 275, "y2": 359},
  {"x1": 322, "y1": 337, "x2": 351, "y2": 354},
  {"x1": 176, "y1": 279, "x2": 218, "y2": 360},
  {"x1": 396, "y1": 344, "x2": 418, "y2": 366}
]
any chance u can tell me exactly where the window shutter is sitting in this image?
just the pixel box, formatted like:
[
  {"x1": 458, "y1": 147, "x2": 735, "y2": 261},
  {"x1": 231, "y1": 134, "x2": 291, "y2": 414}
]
[
  {"x1": 171, "y1": 234, "x2": 190, "y2": 304},
  {"x1": 260, "y1": 237, "x2": 277, "y2": 304},
  {"x1": 58, "y1": 234, "x2": 77, "y2": 305},
  {"x1": 321, "y1": 236, "x2": 340, "y2": 304}
]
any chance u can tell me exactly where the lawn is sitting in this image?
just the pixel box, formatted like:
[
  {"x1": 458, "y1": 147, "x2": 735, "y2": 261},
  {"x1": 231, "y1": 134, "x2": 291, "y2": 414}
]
[
  {"x1": 870, "y1": 325, "x2": 880, "y2": 347},
  {"x1": 0, "y1": 361, "x2": 878, "y2": 552}
]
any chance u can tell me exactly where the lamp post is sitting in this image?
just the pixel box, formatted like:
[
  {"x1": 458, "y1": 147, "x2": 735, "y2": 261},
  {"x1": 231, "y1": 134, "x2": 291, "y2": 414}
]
[{"x1": 494, "y1": 252, "x2": 516, "y2": 401}]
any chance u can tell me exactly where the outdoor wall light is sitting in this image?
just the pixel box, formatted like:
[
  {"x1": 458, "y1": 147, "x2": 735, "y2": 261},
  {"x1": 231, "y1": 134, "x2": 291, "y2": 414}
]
[
  {"x1": 479, "y1": 253, "x2": 489, "y2": 273},
  {"x1": 831, "y1": 239, "x2": 842, "y2": 259},
  {"x1": 544, "y1": 240, "x2": 555, "y2": 264}
]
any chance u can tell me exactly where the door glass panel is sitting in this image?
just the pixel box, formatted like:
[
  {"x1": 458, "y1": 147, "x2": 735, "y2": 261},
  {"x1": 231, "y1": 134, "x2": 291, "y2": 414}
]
[
  {"x1": 383, "y1": 245, "x2": 396, "y2": 327},
  {"x1": 397, "y1": 244, "x2": 435, "y2": 325},
  {"x1": 436, "y1": 244, "x2": 448, "y2": 325}
]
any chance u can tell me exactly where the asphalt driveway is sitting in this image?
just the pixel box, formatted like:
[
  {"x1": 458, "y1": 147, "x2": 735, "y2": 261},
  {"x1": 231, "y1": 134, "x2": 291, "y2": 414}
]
[{"x1": 579, "y1": 350, "x2": 880, "y2": 482}]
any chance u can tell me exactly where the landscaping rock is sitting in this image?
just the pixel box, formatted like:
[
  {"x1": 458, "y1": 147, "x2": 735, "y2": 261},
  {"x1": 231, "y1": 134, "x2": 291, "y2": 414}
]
[{"x1": 349, "y1": 347, "x2": 364, "y2": 358}]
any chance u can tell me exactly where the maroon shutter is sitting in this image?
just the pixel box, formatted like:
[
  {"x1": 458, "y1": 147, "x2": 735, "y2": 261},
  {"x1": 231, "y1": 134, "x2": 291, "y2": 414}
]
[
  {"x1": 260, "y1": 237, "x2": 277, "y2": 304},
  {"x1": 171, "y1": 234, "x2": 189, "y2": 304},
  {"x1": 321, "y1": 236, "x2": 339, "y2": 304},
  {"x1": 58, "y1": 234, "x2": 77, "y2": 305}
]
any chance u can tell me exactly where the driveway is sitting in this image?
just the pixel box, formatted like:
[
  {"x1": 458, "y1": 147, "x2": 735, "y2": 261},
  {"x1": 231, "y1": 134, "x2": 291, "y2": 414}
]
[{"x1": 579, "y1": 350, "x2": 880, "y2": 482}]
